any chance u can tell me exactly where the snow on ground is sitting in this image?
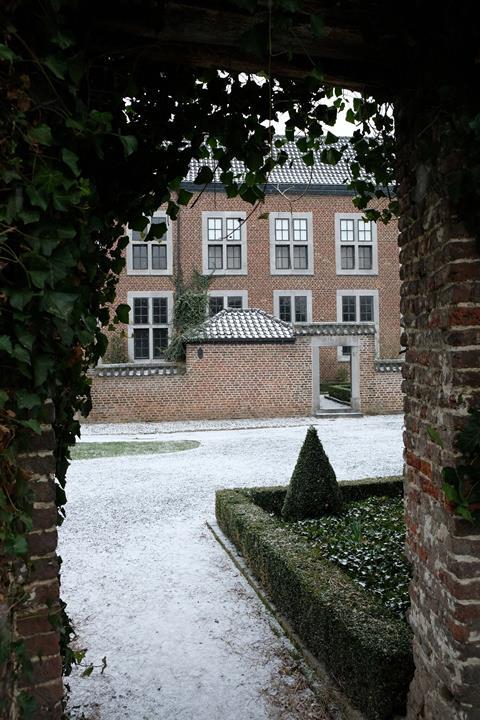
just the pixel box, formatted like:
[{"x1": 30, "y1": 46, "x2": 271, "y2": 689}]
[{"x1": 60, "y1": 415, "x2": 404, "y2": 720}]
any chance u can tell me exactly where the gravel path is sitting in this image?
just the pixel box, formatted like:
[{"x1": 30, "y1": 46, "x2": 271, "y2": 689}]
[{"x1": 60, "y1": 415, "x2": 404, "y2": 720}]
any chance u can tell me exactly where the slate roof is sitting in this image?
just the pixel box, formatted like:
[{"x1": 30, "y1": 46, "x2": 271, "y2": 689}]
[
  {"x1": 185, "y1": 309, "x2": 294, "y2": 343},
  {"x1": 184, "y1": 139, "x2": 356, "y2": 188}
]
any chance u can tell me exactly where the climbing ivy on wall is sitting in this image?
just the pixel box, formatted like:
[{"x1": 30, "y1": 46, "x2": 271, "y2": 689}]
[
  {"x1": 1, "y1": 0, "x2": 480, "y2": 712},
  {"x1": 165, "y1": 272, "x2": 213, "y2": 361}
]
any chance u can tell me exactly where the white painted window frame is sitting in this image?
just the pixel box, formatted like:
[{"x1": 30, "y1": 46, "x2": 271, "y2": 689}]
[
  {"x1": 273, "y1": 289, "x2": 312, "y2": 324},
  {"x1": 269, "y1": 212, "x2": 314, "y2": 276},
  {"x1": 127, "y1": 290, "x2": 174, "y2": 363},
  {"x1": 334, "y1": 213, "x2": 378, "y2": 276},
  {"x1": 207, "y1": 290, "x2": 249, "y2": 316},
  {"x1": 336, "y1": 289, "x2": 379, "y2": 360},
  {"x1": 202, "y1": 211, "x2": 248, "y2": 276},
  {"x1": 126, "y1": 212, "x2": 173, "y2": 276}
]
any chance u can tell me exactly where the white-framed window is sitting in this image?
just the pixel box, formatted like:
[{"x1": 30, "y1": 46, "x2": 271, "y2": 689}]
[
  {"x1": 269, "y1": 212, "x2": 314, "y2": 275},
  {"x1": 335, "y1": 213, "x2": 378, "y2": 275},
  {"x1": 273, "y1": 290, "x2": 312, "y2": 324},
  {"x1": 208, "y1": 290, "x2": 248, "y2": 317},
  {"x1": 202, "y1": 211, "x2": 247, "y2": 275},
  {"x1": 126, "y1": 213, "x2": 173, "y2": 276},
  {"x1": 127, "y1": 291, "x2": 173, "y2": 362},
  {"x1": 336, "y1": 289, "x2": 379, "y2": 360}
]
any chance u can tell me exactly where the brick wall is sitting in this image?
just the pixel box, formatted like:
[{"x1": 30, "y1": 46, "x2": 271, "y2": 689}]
[
  {"x1": 397, "y1": 111, "x2": 480, "y2": 718},
  {"x1": 359, "y1": 338, "x2": 404, "y2": 414},
  {"x1": 89, "y1": 332, "x2": 402, "y2": 422},
  {"x1": 89, "y1": 338, "x2": 313, "y2": 422},
  {"x1": 2, "y1": 403, "x2": 63, "y2": 719}
]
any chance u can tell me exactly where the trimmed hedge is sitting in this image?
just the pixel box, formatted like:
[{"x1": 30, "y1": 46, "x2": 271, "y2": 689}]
[
  {"x1": 216, "y1": 476, "x2": 412, "y2": 720},
  {"x1": 246, "y1": 475, "x2": 403, "y2": 512},
  {"x1": 328, "y1": 384, "x2": 351, "y2": 403}
]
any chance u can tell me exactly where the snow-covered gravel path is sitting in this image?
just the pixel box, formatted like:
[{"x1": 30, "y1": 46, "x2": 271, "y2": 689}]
[{"x1": 59, "y1": 415, "x2": 404, "y2": 720}]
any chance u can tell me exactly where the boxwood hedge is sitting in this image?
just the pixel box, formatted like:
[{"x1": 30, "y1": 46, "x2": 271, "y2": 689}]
[
  {"x1": 327, "y1": 384, "x2": 351, "y2": 403},
  {"x1": 215, "y1": 476, "x2": 413, "y2": 720}
]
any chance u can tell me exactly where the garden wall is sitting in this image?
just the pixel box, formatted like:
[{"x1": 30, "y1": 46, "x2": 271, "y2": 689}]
[
  {"x1": 88, "y1": 332, "x2": 403, "y2": 422},
  {"x1": 360, "y1": 351, "x2": 404, "y2": 414},
  {"x1": 88, "y1": 337, "x2": 313, "y2": 422}
]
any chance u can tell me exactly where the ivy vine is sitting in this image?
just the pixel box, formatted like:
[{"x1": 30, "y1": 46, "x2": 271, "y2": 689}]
[
  {"x1": 442, "y1": 410, "x2": 480, "y2": 525},
  {"x1": 1, "y1": 0, "x2": 479, "y2": 716}
]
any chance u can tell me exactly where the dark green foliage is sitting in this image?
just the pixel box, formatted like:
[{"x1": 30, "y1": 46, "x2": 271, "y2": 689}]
[
  {"x1": 340, "y1": 475, "x2": 403, "y2": 501},
  {"x1": 281, "y1": 426, "x2": 343, "y2": 520},
  {"x1": 327, "y1": 384, "x2": 351, "y2": 403},
  {"x1": 291, "y1": 496, "x2": 412, "y2": 618},
  {"x1": 442, "y1": 409, "x2": 480, "y2": 524},
  {"x1": 216, "y1": 484, "x2": 413, "y2": 720},
  {"x1": 165, "y1": 271, "x2": 213, "y2": 361}
]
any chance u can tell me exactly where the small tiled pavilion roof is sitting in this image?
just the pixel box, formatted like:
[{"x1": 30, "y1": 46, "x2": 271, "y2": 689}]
[{"x1": 184, "y1": 309, "x2": 294, "y2": 344}]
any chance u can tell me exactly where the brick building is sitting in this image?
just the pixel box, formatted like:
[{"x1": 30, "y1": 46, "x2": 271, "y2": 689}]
[{"x1": 110, "y1": 141, "x2": 402, "y2": 383}]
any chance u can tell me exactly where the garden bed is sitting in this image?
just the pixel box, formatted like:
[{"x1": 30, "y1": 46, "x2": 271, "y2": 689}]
[{"x1": 215, "y1": 476, "x2": 413, "y2": 720}]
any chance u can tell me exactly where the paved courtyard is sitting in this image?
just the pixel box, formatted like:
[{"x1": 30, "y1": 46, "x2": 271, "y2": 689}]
[{"x1": 59, "y1": 415, "x2": 404, "y2": 720}]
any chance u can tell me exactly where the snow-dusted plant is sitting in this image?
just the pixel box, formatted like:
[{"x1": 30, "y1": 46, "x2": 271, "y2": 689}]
[{"x1": 281, "y1": 426, "x2": 343, "y2": 521}]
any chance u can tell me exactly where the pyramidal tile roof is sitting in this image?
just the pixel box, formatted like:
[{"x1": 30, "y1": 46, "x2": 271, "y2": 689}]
[
  {"x1": 184, "y1": 138, "x2": 356, "y2": 187},
  {"x1": 185, "y1": 309, "x2": 294, "y2": 343}
]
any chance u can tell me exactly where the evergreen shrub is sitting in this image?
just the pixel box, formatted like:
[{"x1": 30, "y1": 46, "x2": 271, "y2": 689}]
[{"x1": 281, "y1": 426, "x2": 343, "y2": 520}]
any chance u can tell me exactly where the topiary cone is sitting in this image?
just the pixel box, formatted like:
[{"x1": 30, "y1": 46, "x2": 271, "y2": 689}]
[{"x1": 281, "y1": 426, "x2": 343, "y2": 521}]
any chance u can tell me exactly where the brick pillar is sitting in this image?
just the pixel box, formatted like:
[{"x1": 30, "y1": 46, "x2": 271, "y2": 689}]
[
  {"x1": 1, "y1": 401, "x2": 63, "y2": 719},
  {"x1": 397, "y1": 111, "x2": 480, "y2": 717}
]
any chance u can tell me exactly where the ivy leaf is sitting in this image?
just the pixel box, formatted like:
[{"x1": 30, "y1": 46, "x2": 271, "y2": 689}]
[
  {"x1": 9, "y1": 290, "x2": 35, "y2": 310},
  {"x1": 29, "y1": 124, "x2": 53, "y2": 146},
  {"x1": 427, "y1": 426, "x2": 444, "y2": 448},
  {"x1": 10, "y1": 535, "x2": 28, "y2": 556},
  {"x1": 44, "y1": 55, "x2": 67, "y2": 79},
  {"x1": 443, "y1": 482, "x2": 461, "y2": 504},
  {"x1": 0, "y1": 336, "x2": 13, "y2": 353},
  {"x1": 26, "y1": 184, "x2": 48, "y2": 211},
  {"x1": 118, "y1": 135, "x2": 138, "y2": 157},
  {"x1": 148, "y1": 222, "x2": 167, "y2": 240},
  {"x1": 321, "y1": 147, "x2": 342, "y2": 165},
  {"x1": 177, "y1": 188, "x2": 193, "y2": 206},
  {"x1": 12, "y1": 344, "x2": 31, "y2": 364},
  {"x1": 29, "y1": 270, "x2": 49, "y2": 289},
  {"x1": 17, "y1": 390, "x2": 42, "y2": 410},
  {"x1": 81, "y1": 664, "x2": 94, "y2": 678},
  {"x1": 62, "y1": 148, "x2": 80, "y2": 177},
  {"x1": 0, "y1": 43, "x2": 17, "y2": 61},
  {"x1": 0, "y1": 390, "x2": 8, "y2": 408},
  {"x1": 33, "y1": 355, "x2": 54, "y2": 386},
  {"x1": 303, "y1": 150, "x2": 315, "y2": 167},
  {"x1": 129, "y1": 215, "x2": 149, "y2": 232},
  {"x1": 40, "y1": 291, "x2": 78, "y2": 319},
  {"x1": 18, "y1": 418, "x2": 42, "y2": 434},
  {"x1": 115, "y1": 304, "x2": 130, "y2": 324},
  {"x1": 325, "y1": 131, "x2": 338, "y2": 145},
  {"x1": 194, "y1": 166, "x2": 214, "y2": 185},
  {"x1": 16, "y1": 328, "x2": 35, "y2": 351}
]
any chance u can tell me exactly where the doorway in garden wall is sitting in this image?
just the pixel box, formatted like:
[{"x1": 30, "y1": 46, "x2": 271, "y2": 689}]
[{"x1": 309, "y1": 330, "x2": 361, "y2": 415}]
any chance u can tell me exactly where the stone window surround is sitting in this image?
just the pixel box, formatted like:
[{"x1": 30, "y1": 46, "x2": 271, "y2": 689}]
[
  {"x1": 273, "y1": 289, "x2": 313, "y2": 324},
  {"x1": 208, "y1": 290, "x2": 249, "y2": 315},
  {"x1": 269, "y1": 212, "x2": 314, "y2": 276},
  {"x1": 127, "y1": 290, "x2": 174, "y2": 363},
  {"x1": 126, "y1": 212, "x2": 173, "y2": 276},
  {"x1": 334, "y1": 212, "x2": 378, "y2": 276},
  {"x1": 202, "y1": 211, "x2": 248, "y2": 276},
  {"x1": 336, "y1": 289, "x2": 379, "y2": 361}
]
